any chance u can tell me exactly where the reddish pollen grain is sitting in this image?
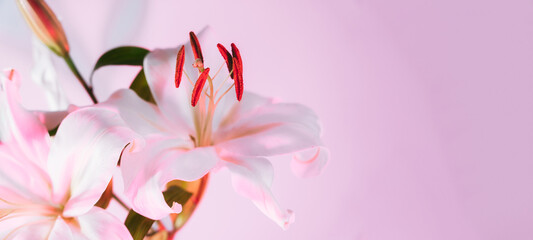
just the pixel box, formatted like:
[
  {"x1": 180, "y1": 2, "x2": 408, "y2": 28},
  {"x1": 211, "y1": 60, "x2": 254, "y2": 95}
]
[
  {"x1": 189, "y1": 31, "x2": 203, "y2": 63},
  {"x1": 217, "y1": 43, "x2": 234, "y2": 79},
  {"x1": 174, "y1": 46, "x2": 185, "y2": 88},
  {"x1": 191, "y1": 68, "x2": 210, "y2": 107},
  {"x1": 232, "y1": 57, "x2": 243, "y2": 101}
]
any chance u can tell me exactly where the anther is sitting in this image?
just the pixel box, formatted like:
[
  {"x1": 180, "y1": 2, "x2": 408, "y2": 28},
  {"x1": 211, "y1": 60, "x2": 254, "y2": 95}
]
[
  {"x1": 232, "y1": 57, "x2": 243, "y2": 101},
  {"x1": 191, "y1": 68, "x2": 210, "y2": 107},
  {"x1": 217, "y1": 43, "x2": 233, "y2": 79},
  {"x1": 174, "y1": 46, "x2": 185, "y2": 88},
  {"x1": 189, "y1": 31, "x2": 204, "y2": 64}
]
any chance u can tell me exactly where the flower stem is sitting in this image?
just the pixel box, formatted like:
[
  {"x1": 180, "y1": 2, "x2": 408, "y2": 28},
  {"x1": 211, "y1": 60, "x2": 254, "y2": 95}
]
[
  {"x1": 63, "y1": 54, "x2": 98, "y2": 104},
  {"x1": 112, "y1": 194, "x2": 129, "y2": 210}
]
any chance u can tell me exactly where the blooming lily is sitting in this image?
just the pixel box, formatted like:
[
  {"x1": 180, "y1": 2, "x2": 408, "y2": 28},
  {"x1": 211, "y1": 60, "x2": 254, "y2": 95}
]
[
  {"x1": 107, "y1": 30, "x2": 329, "y2": 229},
  {"x1": 0, "y1": 69, "x2": 138, "y2": 239}
]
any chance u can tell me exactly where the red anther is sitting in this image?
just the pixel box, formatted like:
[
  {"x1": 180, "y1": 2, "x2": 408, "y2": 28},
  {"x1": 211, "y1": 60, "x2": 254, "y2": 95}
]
[
  {"x1": 232, "y1": 57, "x2": 243, "y2": 101},
  {"x1": 217, "y1": 43, "x2": 234, "y2": 79},
  {"x1": 191, "y1": 68, "x2": 210, "y2": 107},
  {"x1": 230, "y1": 43, "x2": 242, "y2": 71},
  {"x1": 189, "y1": 31, "x2": 203, "y2": 63},
  {"x1": 174, "y1": 45, "x2": 185, "y2": 88}
]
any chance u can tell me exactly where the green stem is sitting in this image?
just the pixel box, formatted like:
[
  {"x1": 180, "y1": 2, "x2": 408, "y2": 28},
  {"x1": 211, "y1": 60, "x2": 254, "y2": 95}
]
[
  {"x1": 112, "y1": 194, "x2": 129, "y2": 210},
  {"x1": 63, "y1": 54, "x2": 98, "y2": 103}
]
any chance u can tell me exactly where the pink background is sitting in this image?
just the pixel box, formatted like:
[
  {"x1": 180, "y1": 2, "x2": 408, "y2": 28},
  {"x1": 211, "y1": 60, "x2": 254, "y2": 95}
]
[{"x1": 1, "y1": 0, "x2": 533, "y2": 239}]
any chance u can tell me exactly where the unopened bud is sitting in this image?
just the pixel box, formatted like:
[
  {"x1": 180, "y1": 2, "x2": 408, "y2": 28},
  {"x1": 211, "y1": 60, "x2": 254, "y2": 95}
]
[{"x1": 16, "y1": 0, "x2": 70, "y2": 57}]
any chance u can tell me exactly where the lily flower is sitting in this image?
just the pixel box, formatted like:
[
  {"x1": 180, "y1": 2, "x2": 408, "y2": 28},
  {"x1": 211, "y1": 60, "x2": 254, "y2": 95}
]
[
  {"x1": 0, "y1": 69, "x2": 138, "y2": 239},
  {"x1": 107, "y1": 30, "x2": 329, "y2": 229}
]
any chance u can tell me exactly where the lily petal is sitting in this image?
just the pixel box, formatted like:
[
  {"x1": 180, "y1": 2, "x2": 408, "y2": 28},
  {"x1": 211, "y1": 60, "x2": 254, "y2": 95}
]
[
  {"x1": 218, "y1": 123, "x2": 322, "y2": 157},
  {"x1": 47, "y1": 108, "x2": 140, "y2": 217},
  {"x1": 76, "y1": 208, "x2": 133, "y2": 240},
  {"x1": 291, "y1": 146, "x2": 330, "y2": 178},
  {"x1": 0, "y1": 145, "x2": 52, "y2": 205},
  {"x1": 104, "y1": 89, "x2": 178, "y2": 137},
  {"x1": 48, "y1": 217, "x2": 75, "y2": 240},
  {"x1": 0, "y1": 69, "x2": 50, "y2": 167},
  {"x1": 143, "y1": 47, "x2": 195, "y2": 134},
  {"x1": 0, "y1": 216, "x2": 55, "y2": 240},
  {"x1": 121, "y1": 137, "x2": 219, "y2": 220},
  {"x1": 224, "y1": 154, "x2": 295, "y2": 229},
  {"x1": 214, "y1": 91, "x2": 323, "y2": 157}
]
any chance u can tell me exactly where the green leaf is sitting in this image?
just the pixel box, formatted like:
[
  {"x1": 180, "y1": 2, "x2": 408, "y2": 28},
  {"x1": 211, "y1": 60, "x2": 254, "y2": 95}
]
[
  {"x1": 125, "y1": 186, "x2": 193, "y2": 240},
  {"x1": 90, "y1": 46, "x2": 149, "y2": 80},
  {"x1": 93, "y1": 46, "x2": 149, "y2": 70},
  {"x1": 130, "y1": 69, "x2": 156, "y2": 104},
  {"x1": 48, "y1": 125, "x2": 59, "y2": 136}
]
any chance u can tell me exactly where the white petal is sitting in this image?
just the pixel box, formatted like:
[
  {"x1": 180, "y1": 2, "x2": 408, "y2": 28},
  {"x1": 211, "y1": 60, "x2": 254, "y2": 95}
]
[
  {"x1": 0, "y1": 145, "x2": 52, "y2": 204},
  {"x1": 215, "y1": 91, "x2": 323, "y2": 157},
  {"x1": 0, "y1": 216, "x2": 56, "y2": 240},
  {"x1": 291, "y1": 146, "x2": 330, "y2": 178},
  {"x1": 76, "y1": 208, "x2": 133, "y2": 240},
  {"x1": 218, "y1": 123, "x2": 322, "y2": 157},
  {"x1": 121, "y1": 137, "x2": 219, "y2": 220},
  {"x1": 47, "y1": 107, "x2": 140, "y2": 217},
  {"x1": 0, "y1": 69, "x2": 50, "y2": 168},
  {"x1": 143, "y1": 47, "x2": 195, "y2": 134},
  {"x1": 34, "y1": 104, "x2": 77, "y2": 130},
  {"x1": 103, "y1": 89, "x2": 178, "y2": 136},
  {"x1": 224, "y1": 154, "x2": 295, "y2": 229},
  {"x1": 48, "y1": 217, "x2": 75, "y2": 240}
]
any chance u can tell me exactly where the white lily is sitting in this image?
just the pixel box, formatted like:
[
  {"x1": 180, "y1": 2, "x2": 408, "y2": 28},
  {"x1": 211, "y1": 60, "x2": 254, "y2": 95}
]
[
  {"x1": 107, "y1": 29, "x2": 329, "y2": 229},
  {"x1": 0, "y1": 69, "x2": 138, "y2": 239}
]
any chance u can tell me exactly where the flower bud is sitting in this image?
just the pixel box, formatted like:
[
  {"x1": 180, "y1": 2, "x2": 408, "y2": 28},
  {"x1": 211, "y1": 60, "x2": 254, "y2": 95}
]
[{"x1": 16, "y1": 0, "x2": 70, "y2": 57}]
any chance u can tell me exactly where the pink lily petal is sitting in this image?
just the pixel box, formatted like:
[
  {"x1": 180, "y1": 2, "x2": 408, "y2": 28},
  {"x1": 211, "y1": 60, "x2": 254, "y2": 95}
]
[
  {"x1": 214, "y1": 91, "x2": 324, "y2": 157},
  {"x1": 217, "y1": 123, "x2": 322, "y2": 157},
  {"x1": 46, "y1": 108, "x2": 141, "y2": 217},
  {"x1": 0, "y1": 216, "x2": 55, "y2": 239},
  {"x1": 143, "y1": 47, "x2": 195, "y2": 134},
  {"x1": 48, "y1": 217, "x2": 75, "y2": 240},
  {"x1": 291, "y1": 146, "x2": 330, "y2": 178},
  {"x1": 223, "y1": 154, "x2": 295, "y2": 229},
  {"x1": 0, "y1": 69, "x2": 50, "y2": 168},
  {"x1": 121, "y1": 137, "x2": 219, "y2": 220},
  {"x1": 103, "y1": 89, "x2": 179, "y2": 137},
  {"x1": 76, "y1": 208, "x2": 133, "y2": 240},
  {"x1": 0, "y1": 144, "x2": 52, "y2": 204},
  {"x1": 34, "y1": 104, "x2": 78, "y2": 130}
]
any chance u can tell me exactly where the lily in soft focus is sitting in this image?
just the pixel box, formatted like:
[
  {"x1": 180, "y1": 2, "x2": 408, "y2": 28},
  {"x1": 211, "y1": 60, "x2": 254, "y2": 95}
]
[
  {"x1": 0, "y1": 70, "x2": 140, "y2": 239},
  {"x1": 105, "y1": 30, "x2": 329, "y2": 229}
]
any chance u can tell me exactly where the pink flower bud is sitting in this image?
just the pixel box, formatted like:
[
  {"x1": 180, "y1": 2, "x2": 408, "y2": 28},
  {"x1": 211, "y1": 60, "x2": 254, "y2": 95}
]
[{"x1": 16, "y1": 0, "x2": 70, "y2": 57}]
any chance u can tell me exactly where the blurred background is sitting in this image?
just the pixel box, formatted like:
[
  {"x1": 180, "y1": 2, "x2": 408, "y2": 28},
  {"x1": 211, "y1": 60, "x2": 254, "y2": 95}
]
[{"x1": 1, "y1": 0, "x2": 532, "y2": 239}]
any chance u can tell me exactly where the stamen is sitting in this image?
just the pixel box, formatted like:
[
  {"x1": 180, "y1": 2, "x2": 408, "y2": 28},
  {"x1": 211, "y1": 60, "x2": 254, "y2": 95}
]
[
  {"x1": 215, "y1": 70, "x2": 233, "y2": 96},
  {"x1": 212, "y1": 62, "x2": 225, "y2": 80},
  {"x1": 174, "y1": 46, "x2": 185, "y2": 88},
  {"x1": 232, "y1": 56, "x2": 244, "y2": 101},
  {"x1": 189, "y1": 31, "x2": 204, "y2": 63},
  {"x1": 183, "y1": 70, "x2": 194, "y2": 86},
  {"x1": 8, "y1": 69, "x2": 14, "y2": 81},
  {"x1": 191, "y1": 68, "x2": 210, "y2": 107},
  {"x1": 217, "y1": 44, "x2": 233, "y2": 79},
  {"x1": 215, "y1": 82, "x2": 236, "y2": 106}
]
